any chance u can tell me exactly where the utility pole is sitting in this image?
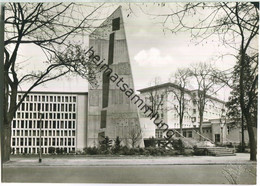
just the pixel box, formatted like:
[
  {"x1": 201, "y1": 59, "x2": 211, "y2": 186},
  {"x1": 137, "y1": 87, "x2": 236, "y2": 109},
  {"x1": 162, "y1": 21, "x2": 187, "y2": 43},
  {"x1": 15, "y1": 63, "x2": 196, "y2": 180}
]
[{"x1": 38, "y1": 112, "x2": 43, "y2": 163}]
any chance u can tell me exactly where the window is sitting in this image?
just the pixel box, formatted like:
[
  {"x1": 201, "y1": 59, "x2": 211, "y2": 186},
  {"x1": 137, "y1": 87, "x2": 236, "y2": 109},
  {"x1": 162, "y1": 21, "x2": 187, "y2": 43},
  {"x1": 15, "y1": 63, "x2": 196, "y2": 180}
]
[
  {"x1": 215, "y1": 134, "x2": 220, "y2": 143},
  {"x1": 29, "y1": 121, "x2": 32, "y2": 128},
  {"x1": 188, "y1": 131, "x2": 192, "y2": 138},
  {"x1": 73, "y1": 96, "x2": 76, "y2": 102},
  {"x1": 112, "y1": 17, "x2": 120, "y2": 31},
  {"x1": 12, "y1": 138, "x2": 15, "y2": 146},
  {"x1": 101, "y1": 110, "x2": 107, "y2": 128},
  {"x1": 13, "y1": 120, "x2": 16, "y2": 128},
  {"x1": 155, "y1": 130, "x2": 163, "y2": 138},
  {"x1": 68, "y1": 138, "x2": 71, "y2": 146},
  {"x1": 20, "y1": 138, "x2": 23, "y2": 146}
]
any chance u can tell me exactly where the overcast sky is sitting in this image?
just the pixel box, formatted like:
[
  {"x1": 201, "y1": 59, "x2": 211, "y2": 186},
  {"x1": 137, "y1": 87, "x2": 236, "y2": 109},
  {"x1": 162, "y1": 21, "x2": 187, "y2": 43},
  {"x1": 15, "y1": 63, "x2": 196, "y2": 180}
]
[{"x1": 15, "y1": 3, "x2": 240, "y2": 101}]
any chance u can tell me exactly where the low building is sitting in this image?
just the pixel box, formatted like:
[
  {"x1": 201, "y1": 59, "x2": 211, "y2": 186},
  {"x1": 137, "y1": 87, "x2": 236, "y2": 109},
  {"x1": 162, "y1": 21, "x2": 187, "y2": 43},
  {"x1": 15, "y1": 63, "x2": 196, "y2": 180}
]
[
  {"x1": 155, "y1": 119, "x2": 249, "y2": 146},
  {"x1": 11, "y1": 91, "x2": 88, "y2": 154}
]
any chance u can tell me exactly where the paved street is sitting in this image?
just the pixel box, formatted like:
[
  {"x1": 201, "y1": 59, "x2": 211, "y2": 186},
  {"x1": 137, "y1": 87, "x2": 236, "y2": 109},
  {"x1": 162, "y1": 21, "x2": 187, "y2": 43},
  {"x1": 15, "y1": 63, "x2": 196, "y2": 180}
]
[
  {"x1": 3, "y1": 164, "x2": 256, "y2": 184},
  {"x1": 2, "y1": 153, "x2": 256, "y2": 184}
]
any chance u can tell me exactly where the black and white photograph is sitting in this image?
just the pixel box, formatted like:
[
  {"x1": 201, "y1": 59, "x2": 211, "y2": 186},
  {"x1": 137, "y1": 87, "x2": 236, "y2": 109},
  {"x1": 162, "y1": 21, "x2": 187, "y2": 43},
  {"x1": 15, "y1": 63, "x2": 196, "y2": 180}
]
[{"x1": 0, "y1": 1, "x2": 258, "y2": 185}]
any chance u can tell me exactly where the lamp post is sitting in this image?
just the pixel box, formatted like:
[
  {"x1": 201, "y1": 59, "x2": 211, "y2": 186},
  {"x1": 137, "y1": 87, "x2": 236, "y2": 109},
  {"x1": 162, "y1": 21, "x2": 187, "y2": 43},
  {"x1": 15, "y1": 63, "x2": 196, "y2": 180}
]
[{"x1": 38, "y1": 112, "x2": 43, "y2": 163}]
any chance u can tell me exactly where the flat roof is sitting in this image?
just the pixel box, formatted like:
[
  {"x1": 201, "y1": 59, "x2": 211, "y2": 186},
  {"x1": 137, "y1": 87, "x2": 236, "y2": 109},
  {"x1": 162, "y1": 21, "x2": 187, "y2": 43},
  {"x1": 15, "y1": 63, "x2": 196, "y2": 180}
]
[
  {"x1": 137, "y1": 82, "x2": 225, "y2": 104},
  {"x1": 17, "y1": 91, "x2": 88, "y2": 95}
]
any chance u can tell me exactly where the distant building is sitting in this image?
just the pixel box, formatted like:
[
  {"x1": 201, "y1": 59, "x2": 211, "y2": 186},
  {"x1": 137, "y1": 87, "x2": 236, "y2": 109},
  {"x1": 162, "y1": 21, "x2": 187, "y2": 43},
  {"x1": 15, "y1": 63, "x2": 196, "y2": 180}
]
[
  {"x1": 138, "y1": 83, "x2": 226, "y2": 139},
  {"x1": 11, "y1": 91, "x2": 88, "y2": 154},
  {"x1": 159, "y1": 119, "x2": 249, "y2": 146}
]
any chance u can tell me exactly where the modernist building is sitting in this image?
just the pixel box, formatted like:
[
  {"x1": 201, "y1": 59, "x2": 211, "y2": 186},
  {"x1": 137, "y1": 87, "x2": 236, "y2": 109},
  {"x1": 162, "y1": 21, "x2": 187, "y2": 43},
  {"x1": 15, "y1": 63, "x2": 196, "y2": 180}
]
[
  {"x1": 174, "y1": 119, "x2": 249, "y2": 145},
  {"x1": 11, "y1": 91, "x2": 88, "y2": 154},
  {"x1": 87, "y1": 6, "x2": 143, "y2": 147},
  {"x1": 138, "y1": 83, "x2": 227, "y2": 140}
]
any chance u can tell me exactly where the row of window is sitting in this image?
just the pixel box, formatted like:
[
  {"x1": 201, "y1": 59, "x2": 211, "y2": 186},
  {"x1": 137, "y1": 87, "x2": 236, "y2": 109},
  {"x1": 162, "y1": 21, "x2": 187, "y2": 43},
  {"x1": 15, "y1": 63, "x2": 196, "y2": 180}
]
[
  {"x1": 12, "y1": 137, "x2": 76, "y2": 147},
  {"x1": 15, "y1": 112, "x2": 76, "y2": 120},
  {"x1": 11, "y1": 147, "x2": 76, "y2": 154},
  {"x1": 18, "y1": 95, "x2": 77, "y2": 103},
  {"x1": 18, "y1": 103, "x2": 76, "y2": 112},
  {"x1": 13, "y1": 120, "x2": 76, "y2": 129},
  {"x1": 12, "y1": 129, "x2": 76, "y2": 137}
]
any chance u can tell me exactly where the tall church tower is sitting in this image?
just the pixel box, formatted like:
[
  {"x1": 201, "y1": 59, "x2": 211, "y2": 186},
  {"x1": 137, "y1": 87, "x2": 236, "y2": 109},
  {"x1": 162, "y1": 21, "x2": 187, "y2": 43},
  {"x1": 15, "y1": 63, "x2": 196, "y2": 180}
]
[{"x1": 87, "y1": 7, "x2": 144, "y2": 147}]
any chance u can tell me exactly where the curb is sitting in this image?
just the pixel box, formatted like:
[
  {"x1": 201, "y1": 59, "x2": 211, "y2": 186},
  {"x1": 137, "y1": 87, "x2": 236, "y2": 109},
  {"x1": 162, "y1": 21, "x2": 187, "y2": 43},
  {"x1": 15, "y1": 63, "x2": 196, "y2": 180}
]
[{"x1": 3, "y1": 162, "x2": 257, "y2": 167}]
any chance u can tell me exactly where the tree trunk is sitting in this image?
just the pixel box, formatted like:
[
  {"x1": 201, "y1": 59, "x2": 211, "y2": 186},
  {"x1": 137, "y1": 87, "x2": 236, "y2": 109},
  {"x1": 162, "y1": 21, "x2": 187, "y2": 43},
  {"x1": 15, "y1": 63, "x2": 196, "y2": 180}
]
[
  {"x1": 241, "y1": 115, "x2": 245, "y2": 152},
  {"x1": 247, "y1": 125, "x2": 257, "y2": 161},
  {"x1": 2, "y1": 123, "x2": 11, "y2": 163},
  {"x1": 243, "y1": 110, "x2": 257, "y2": 161},
  {"x1": 199, "y1": 112, "x2": 203, "y2": 140},
  {"x1": 179, "y1": 117, "x2": 183, "y2": 136}
]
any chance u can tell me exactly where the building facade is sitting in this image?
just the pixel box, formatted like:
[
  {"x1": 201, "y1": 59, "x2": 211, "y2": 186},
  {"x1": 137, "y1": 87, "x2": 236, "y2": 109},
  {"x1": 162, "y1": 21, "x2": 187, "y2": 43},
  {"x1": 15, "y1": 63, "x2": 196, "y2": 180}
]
[
  {"x1": 173, "y1": 119, "x2": 249, "y2": 146},
  {"x1": 11, "y1": 91, "x2": 88, "y2": 154},
  {"x1": 138, "y1": 83, "x2": 226, "y2": 139}
]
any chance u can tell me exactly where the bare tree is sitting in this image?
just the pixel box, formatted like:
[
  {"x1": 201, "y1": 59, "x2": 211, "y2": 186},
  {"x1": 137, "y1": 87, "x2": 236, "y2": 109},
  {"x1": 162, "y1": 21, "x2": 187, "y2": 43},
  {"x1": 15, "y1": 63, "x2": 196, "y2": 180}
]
[
  {"x1": 168, "y1": 68, "x2": 191, "y2": 135},
  {"x1": 146, "y1": 77, "x2": 166, "y2": 116},
  {"x1": 3, "y1": 2, "x2": 104, "y2": 162},
  {"x1": 147, "y1": 2, "x2": 258, "y2": 161},
  {"x1": 128, "y1": 126, "x2": 142, "y2": 148},
  {"x1": 189, "y1": 63, "x2": 225, "y2": 137}
]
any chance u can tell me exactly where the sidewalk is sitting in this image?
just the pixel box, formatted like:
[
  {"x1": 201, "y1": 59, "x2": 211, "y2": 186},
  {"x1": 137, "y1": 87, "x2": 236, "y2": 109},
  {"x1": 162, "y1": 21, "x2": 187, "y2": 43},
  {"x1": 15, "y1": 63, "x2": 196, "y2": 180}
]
[{"x1": 3, "y1": 153, "x2": 256, "y2": 167}]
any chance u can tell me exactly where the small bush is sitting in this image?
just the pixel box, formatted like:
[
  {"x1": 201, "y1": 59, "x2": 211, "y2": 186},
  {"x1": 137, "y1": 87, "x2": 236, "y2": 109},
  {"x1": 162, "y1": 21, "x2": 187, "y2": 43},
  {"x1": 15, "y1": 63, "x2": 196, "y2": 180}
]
[
  {"x1": 112, "y1": 136, "x2": 122, "y2": 154},
  {"x1": 144, "y1": 137, "x2": 156, "y2": 147},
  {"x1": 193, "y1": 146, "x2": 207, "y2": 156},
  {"x1": 84, "y1": 147, "x2": 100, "y2": 155},
  {"x1": 48, "y1": 147, "x2": 55, "y2": 154}
]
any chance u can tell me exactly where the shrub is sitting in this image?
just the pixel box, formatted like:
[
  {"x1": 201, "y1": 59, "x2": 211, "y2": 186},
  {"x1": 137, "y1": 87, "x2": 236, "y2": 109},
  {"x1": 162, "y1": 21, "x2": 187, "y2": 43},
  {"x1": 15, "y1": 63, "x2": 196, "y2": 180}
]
[
  {"x1": 144, "y1": 137, "x2": 156, "y2": 147},
  {"x1": 56, "y1": 148, "x2": 64, "y2": 154},
  {"x1": 84, "y1": 147, "x2": 100, "y2": 155},
  {"x1": 193, "y1": 146, "x2": 207, "y2": 156},
  {"x1": 100, "y1": 136, "x2": 112, "y2": 151},
  {"x1": 112, "y1": 136, "x2": 122, "y2": 154},
  {"x1": 119, "y1": 146, "x2": 131, "y2": 155},
  {"x1": 48, "y1": 147, "x2": 55, "y2": 154}
]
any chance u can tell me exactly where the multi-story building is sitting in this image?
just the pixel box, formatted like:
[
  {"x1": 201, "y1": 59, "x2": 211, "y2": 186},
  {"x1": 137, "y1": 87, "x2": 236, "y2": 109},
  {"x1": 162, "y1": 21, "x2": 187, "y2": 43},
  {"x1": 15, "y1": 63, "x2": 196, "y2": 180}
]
[
  {"x1": 11, "y1": 91, "x2": 88, "y2": 154},
  {"x1": 138, "y1": 82, "x2": 226, "y2": 139}
]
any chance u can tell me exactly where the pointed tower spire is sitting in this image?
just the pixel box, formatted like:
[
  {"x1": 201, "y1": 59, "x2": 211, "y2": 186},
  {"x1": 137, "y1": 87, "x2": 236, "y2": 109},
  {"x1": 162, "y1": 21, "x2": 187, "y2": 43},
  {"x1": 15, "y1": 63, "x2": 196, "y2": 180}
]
[{"x1": 88, "y1": 7, "x2": 144, "y2": 147}]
